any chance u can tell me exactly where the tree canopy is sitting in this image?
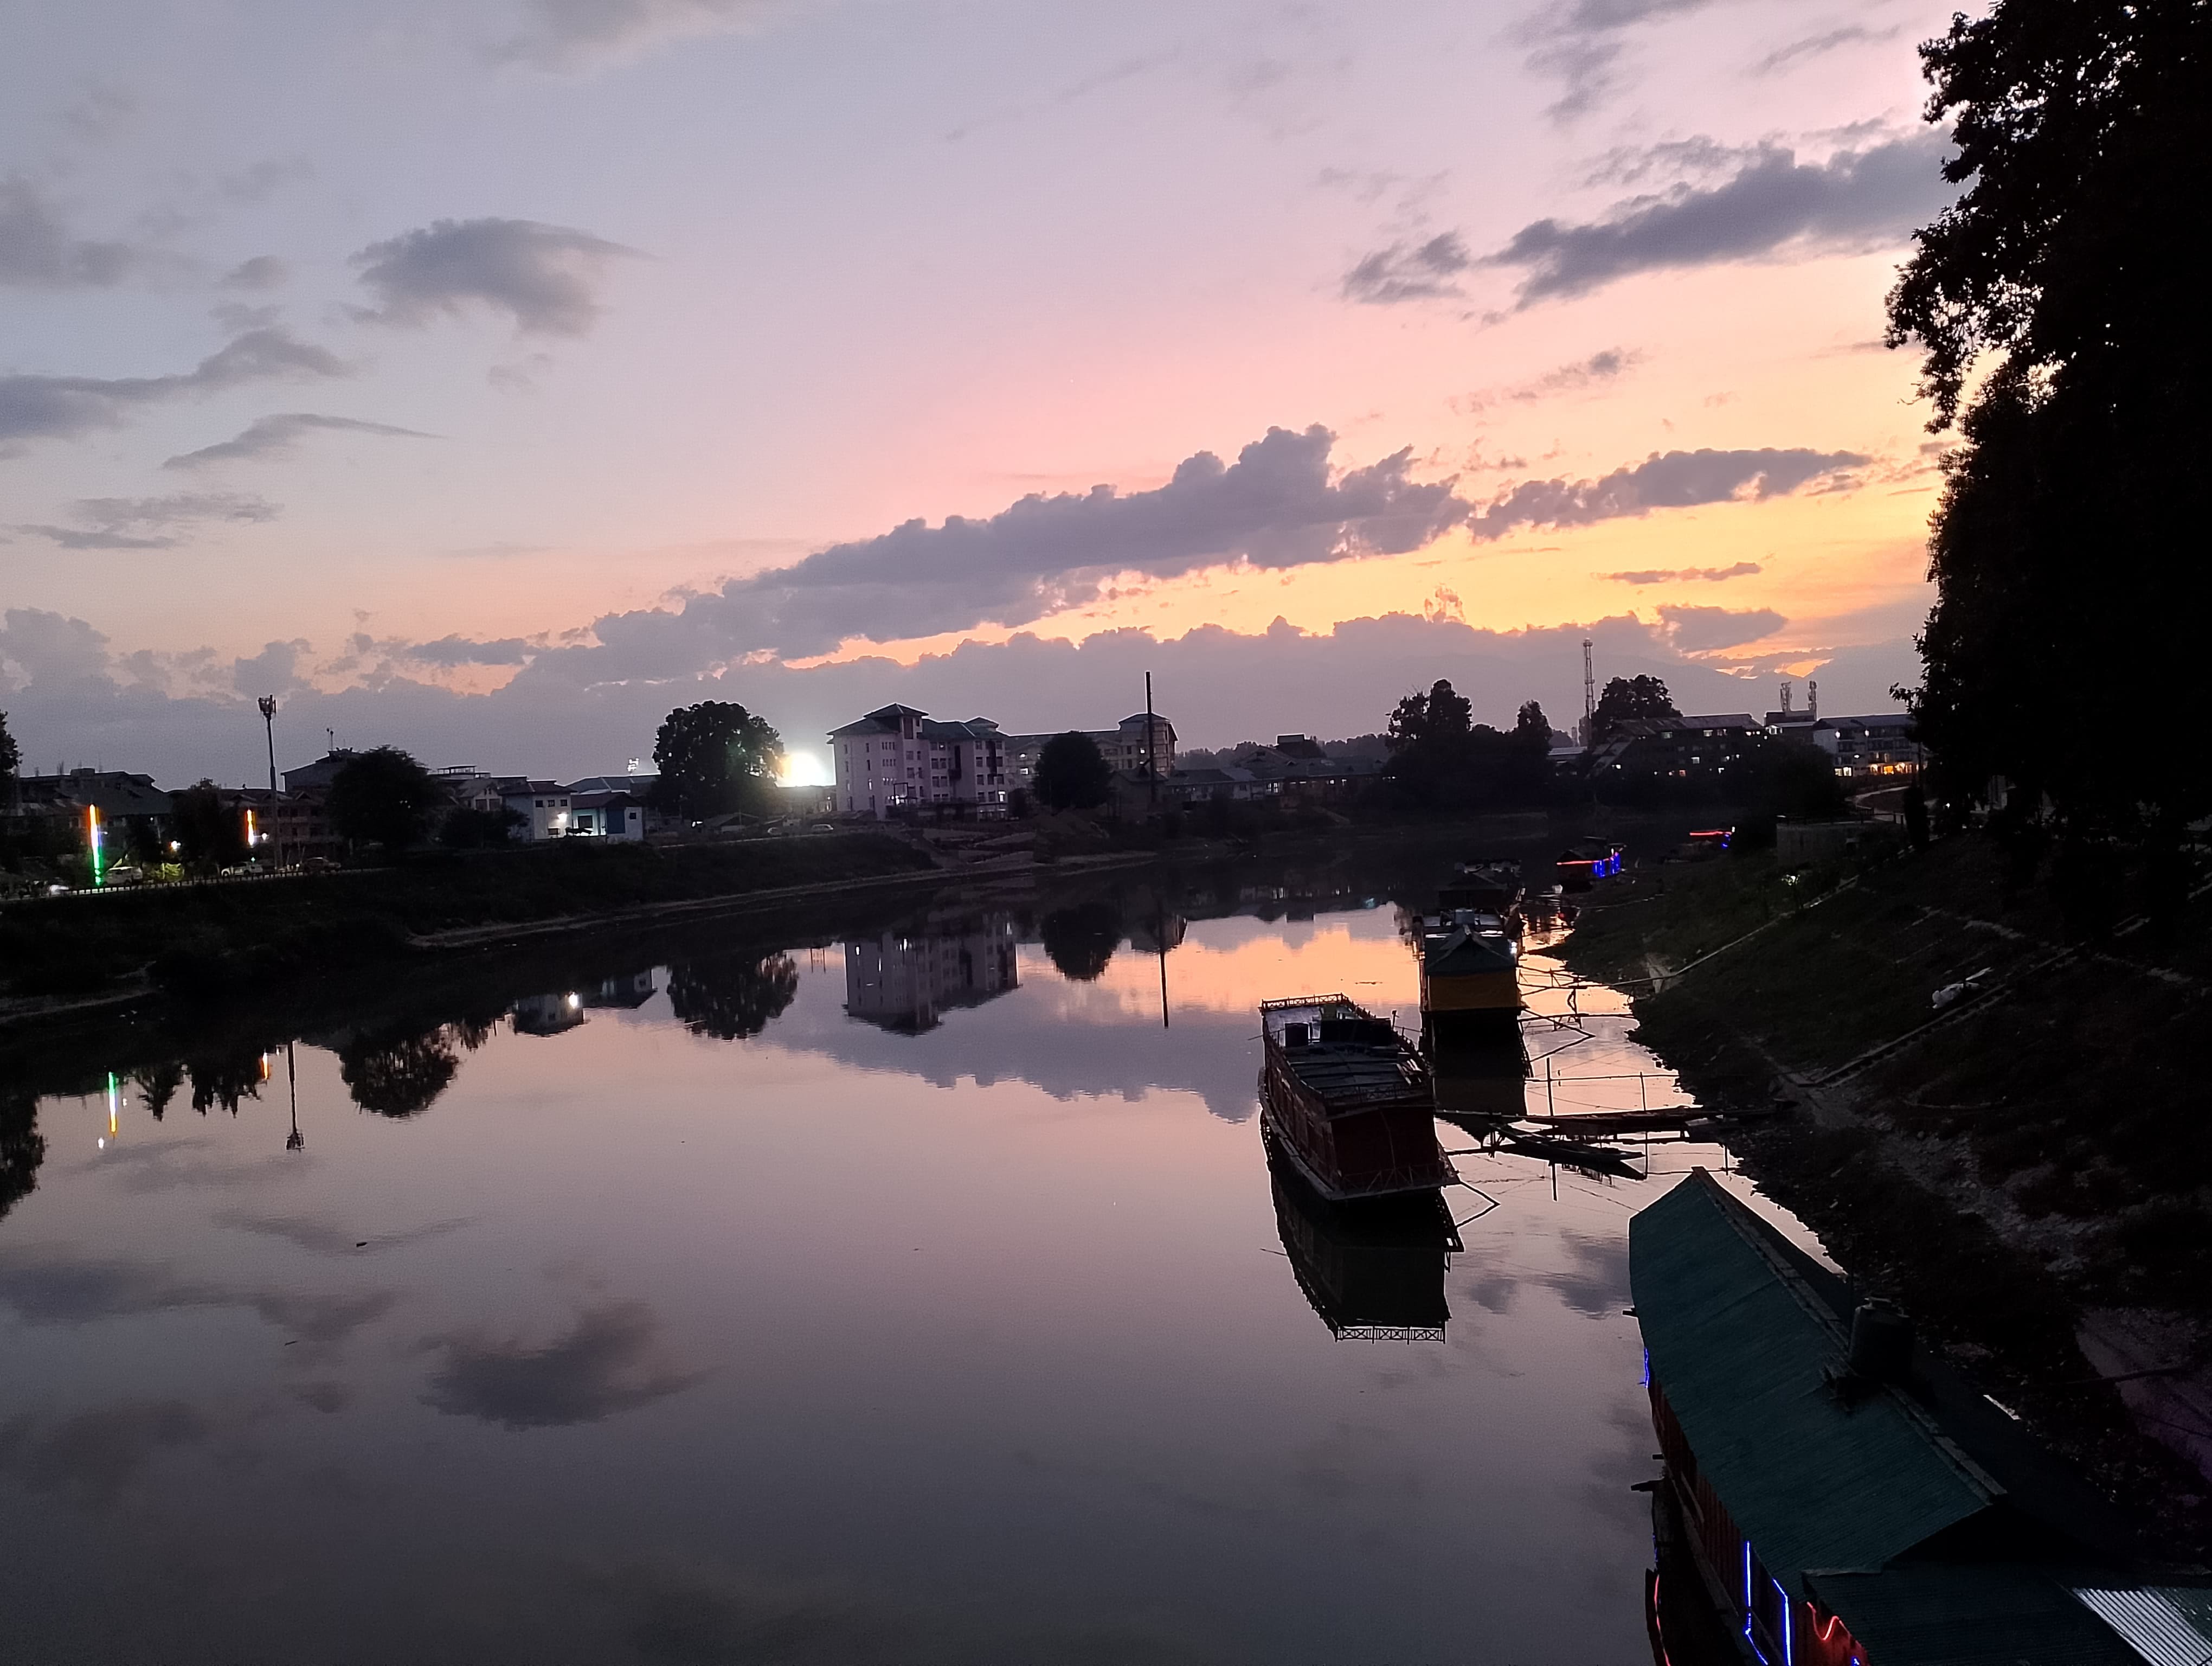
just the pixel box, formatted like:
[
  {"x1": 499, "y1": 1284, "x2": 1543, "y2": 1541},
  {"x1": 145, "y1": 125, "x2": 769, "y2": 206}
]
[
  {"x1": 650, "y1": 701, "x2": 783, "y2": 821},
  {"x1": 1589, "y1": 676, "x2": 1679, "y2": 742},
  {"x1": 667, "y1": 951, "x2": 800, "y2": 1040},
  {"x1": 1034, "y1": 731, "x2": 1110, "y2": 810},
  {"x1": 1889, "y1": 0, "x2": 2211, "y2": 831},
  {"x1": 171, "y1": 780, "x2": 248, "y2": 872},
  {"x1": 1381, "y1": 680, "x2": 1552, "y2": 809},
  {"x1": 329, "y1": 747, "x2": 441, "y2": 853},
  {"x1": 0, "y1": 709, "x2": 17, "y2": 787},
  {"x1": 1041, "y1": 902, "x2": 1122, "y2": 981}
]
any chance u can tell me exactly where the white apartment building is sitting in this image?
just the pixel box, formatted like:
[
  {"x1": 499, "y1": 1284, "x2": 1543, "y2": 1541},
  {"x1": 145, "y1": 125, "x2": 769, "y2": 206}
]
[{"x1": 830, "y1": 704, "x2": 1012, "y2": 819}]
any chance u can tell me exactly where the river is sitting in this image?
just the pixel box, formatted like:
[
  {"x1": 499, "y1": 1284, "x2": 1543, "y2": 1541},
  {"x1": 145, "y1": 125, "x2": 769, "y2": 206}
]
[{"x1": 0, "y1": 849, "x2": 1824, "y2": 1664}]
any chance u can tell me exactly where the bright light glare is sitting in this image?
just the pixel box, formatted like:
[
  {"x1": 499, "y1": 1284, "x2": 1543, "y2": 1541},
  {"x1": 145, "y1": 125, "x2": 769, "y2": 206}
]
[{"x1": 780, "y1": 749, "x2": 832, "y2": 787}]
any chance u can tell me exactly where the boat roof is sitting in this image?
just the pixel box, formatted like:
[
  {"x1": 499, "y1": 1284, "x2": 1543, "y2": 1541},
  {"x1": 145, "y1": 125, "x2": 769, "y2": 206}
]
[{"x1": 1259, "y1": 995, "x2": 1429, "y2": 1110}]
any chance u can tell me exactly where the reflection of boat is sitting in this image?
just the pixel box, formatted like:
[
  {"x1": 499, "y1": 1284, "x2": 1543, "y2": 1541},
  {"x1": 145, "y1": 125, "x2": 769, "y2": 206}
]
[
  {"x1": 1424, "y1": 1029, "x2": 1527, "y2": 1120},
  {"x1": 1418, "y1": 912, "x2": 1521, "y2": 1036},
  {"x1": 1265, "y1": 1125, "x2": 1461, "y2": 1342},
  {"x1": 1439, "y1": 858, "x2": 1522, "y2": 918},
  {"x1": 510, "y1": 992, "x2": 587, "y2": 1036},
  {"x1": 1258, "y1": 996, "x2": 1456, "y2": 1202},
  {"x1": 1634, "y1": 1171, "x2": 2184, "y2": 1666}
]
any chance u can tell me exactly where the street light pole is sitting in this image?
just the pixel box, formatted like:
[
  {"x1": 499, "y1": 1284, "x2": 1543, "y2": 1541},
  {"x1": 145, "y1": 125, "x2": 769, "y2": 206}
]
[{"x1": 258, "y1": 696, "x2": 278, "y2": 795}]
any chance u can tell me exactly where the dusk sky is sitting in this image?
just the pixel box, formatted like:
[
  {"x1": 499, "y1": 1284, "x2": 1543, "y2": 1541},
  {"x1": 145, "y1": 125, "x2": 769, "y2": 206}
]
[{"x1": 2, "y1": 0, "x2": 1967, "y2": 784}]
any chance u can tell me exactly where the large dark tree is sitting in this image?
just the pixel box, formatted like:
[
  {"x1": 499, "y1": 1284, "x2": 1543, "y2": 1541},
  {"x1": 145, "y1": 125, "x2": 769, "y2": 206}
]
[
  {"x1": 1034, "y1": 732, "x2": 1110, "y2": 810},
  {"x1": 1888, "y1": 0, "x2": 2212, "y2": 830},
  {"x1": 0, "y1": 1088, "x2": 43, "y2": 1223},
  {"x1": 1589, "y1": 676, "x2": 1679, "y2": 743},
  {"x1": 650, "y1": 702, "x2": 783, "y2": 821},
  {"x1": 1384, "y1": 681, "x2": 1552, "y2": 809},
  {"x1": 0, "y1": 709, "x2": 18, "y2": 791},
  {"x1": 1041, "y1": 902, "x2": 1122, "y2": 982},
  {"x1": 1386, "y1": 680, "x2": 1472, "y2": 753},
  {"x1": 171, "y1": 780, "x2": 248, "y2": 873},
  {"x1": 666, "y1": 951, "x2": 800, "y2": 1040},
  {"x1": 329, "y1": 747, "x2": 441, "y2": 853},
  {"x1": 339, "y1": 1025, "x2": 461, "y2": 1117}
]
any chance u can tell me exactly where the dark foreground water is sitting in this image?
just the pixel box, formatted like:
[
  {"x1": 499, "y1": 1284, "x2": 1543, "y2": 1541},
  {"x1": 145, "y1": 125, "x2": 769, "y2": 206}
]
[{"x1": 1, "y1": 855, "x2": 1820, "y2": 1664}]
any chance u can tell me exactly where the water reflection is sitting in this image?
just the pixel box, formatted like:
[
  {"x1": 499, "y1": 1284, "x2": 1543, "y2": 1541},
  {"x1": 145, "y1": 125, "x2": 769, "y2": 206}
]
[
  {"x1": 845, "y1": 918, "x2": 1014, "y2": 1032},
  {"x1": 1038, "y1": 901, "x2": 1121, "y2": 982},
  {"x1": 1266, "y1": 1135, "x2": 1462, "y2": 1342},
  {"x1": 338, "y1": 1024, "x2": 463, "y2": 1118},
  {"x1": 668, "y1": 951, "x2": 798, "y2": 1040}
]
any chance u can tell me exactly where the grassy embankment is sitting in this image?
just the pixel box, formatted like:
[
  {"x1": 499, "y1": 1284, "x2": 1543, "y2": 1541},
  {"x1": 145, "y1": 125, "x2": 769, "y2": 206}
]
[
  {"x1": 1565, "y1": 835, "x2": 2212, "y2": 1549},
  {"x1": 0, "y1": 832, "x2": 941, "y2": 1006}
]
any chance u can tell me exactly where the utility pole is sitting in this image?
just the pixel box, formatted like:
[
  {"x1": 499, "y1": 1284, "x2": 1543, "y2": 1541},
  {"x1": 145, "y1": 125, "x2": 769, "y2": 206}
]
[
  {"x1": 258, "y1": 695, "x2": 278, "y2": 794},
  {"x1": 1144, "y1": 670, "x2": 1158, "y2": 818},
  {"x1": 1581, "y1": 638, "x2": 1595, "y2": 745}
]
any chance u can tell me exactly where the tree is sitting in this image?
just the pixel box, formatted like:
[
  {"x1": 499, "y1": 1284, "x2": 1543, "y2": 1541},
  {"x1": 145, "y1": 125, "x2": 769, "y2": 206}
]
[
  {"x1": 0, "y1": 709, "x2": 17, "y2": 791},
  {"x1": 1589, "y1": 675, "x2": 1679, "y2": 742},
  {"x1": 440, "y1": 805, "x2": 524, "y2": 849},
  {"x1": 0, "y1": 1087, "x2": 43, "y2": 1225},
  {"x1": 339, "y1": 1024, "x2": 461, "y2": 1117},
  {"x1": 650, "y1": 701, "x2": 783, "y2": 821},
  {"x1": 1034, "y1": 731, "x2": 1110, "y2": 810},
  {"x1": 1514, "y1": 701, "x2": 1552, "y2": 748},
  {"x1": 1386, "y1": 680, "x2": 1472, "y2": 753},
  {"x1": 1887, "y1": 0, "x2": 2212, "y2": 831},
  {"x1": 1041, "y1": 902, "x2": 1122, "y2": 981},
  {"x1": 330, "y1": 746, "x2": 441, "y2": 853},
  {"x1": 171, "y1": 780, "x2": 248, "y2": 872}
]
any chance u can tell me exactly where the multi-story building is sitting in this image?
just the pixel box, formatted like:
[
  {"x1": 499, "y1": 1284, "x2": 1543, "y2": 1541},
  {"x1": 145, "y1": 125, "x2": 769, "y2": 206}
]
[
  {"x1": 844, "y1": 914, "x2": 1020, "y2": 1032},
  {"x1": 829, "y1": 704, "x2": 1011, "y2": 818},
  {"x1": 1813, "y1": 714, "x2": 1924, "y2": 778},
  {"x1": 1004, "y1": 712, "x2": 1178, "y2": 798}
]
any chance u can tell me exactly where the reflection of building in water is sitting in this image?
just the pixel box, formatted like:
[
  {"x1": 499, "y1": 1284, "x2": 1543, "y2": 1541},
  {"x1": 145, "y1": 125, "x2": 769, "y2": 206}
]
[
  {"x1": 845, "y1": 915, "x2": 1019, "y2": 1034},
  {"x1": 582, "y1": 971, "x2": 657, "y2": 1009},
  {"x1": 1266, "y1": 1129, "x2": 1460, "y2": 1342},
  {"x1": 1634, "y1": 1171, "x2": 2186, "y2": 1666},
  {"x1": 511, "y1": 992, "x2": 587, "y2": 1036}
]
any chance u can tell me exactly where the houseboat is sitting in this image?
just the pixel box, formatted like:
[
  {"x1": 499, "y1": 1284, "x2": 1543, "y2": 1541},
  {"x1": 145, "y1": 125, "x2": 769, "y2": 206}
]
[
  {"x1": 1557, "y1": 839, "x2": 1625, "y2": 890},
  {"x1": 1632, "y1": 1170, "x2": 2207, "y2": 1666},
  {"x1": 1439, "y1": 858, "x2": 1523, "y2": 920},
  {"x1": 1257, "y1": 995, "x2": 1456, "y2": 1202},
  {"x1": 1265, "y1": 1126, "x2": 1461, "y2": 1342},
  {"x1": 1418, "y1": 912, "x2": 1522, "y2": 1037}
]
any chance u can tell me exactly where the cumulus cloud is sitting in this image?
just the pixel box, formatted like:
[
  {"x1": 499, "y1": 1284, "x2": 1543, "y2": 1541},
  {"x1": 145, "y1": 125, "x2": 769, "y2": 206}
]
[
  {"x1": 0, "y1": 176, "x2": 147, "y2": 289},
  {"x1": 1656, "y1": 603, "x2": 1786, "y2": 651},
  {"x1": 165, "y1": 412, "x2": 434, "y2": 469},
  {"x1": 1600, "y1": 560, "x2": 1761, "y2": 584},
  {"x1": 351, "y1": 217, "x2": 640, "y2": 336},
  {"x1": 16, "y1": 493, "x2": 280, "y2": 551},
  {"x1": 403, "y1": 635, "x2": 535, "y2": 667},
  {"x1": 1490, "y1": 133, "x2": 1953, "y2": 304},
  {"x1": 232, "y1": 638, "x2": 313, "y2": 697},
  {"x1": 500, "y1": 0, "x2": 786, "y2": 70},
  {"x1": 1468, "y1": 447, "x2": 1864, "y2": 539},
  {"x1": 1341, "y1": 232, "x2": 1471, "y2": 304},
  {"x1": 0, "y1": 328, "x2": 350, "y2": 450}
]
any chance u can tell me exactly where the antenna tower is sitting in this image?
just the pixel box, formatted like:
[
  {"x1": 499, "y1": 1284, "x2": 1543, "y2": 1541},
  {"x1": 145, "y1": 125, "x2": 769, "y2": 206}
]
[
  {"x1": 1808, "y1": 678, "x2": 1818, "y2": 720},
  {"x1": 1581, "y1": 637, "x2": 1594, "y2": 742}
]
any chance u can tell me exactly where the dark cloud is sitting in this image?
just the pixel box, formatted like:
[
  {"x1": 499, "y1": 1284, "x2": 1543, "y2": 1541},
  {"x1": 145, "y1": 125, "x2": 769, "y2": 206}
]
[
  {"x1": 0, "y1": 1245, "x2": 394, "y2": 1343},
  {"x1": 404, "y1": 635, "x2": 536, "y2": 668},
  {"x1": 1341, "y1": 232, "x2": 1471, "y2": 304},
  {"x1": 1751, "y1": 25, "x2": 1896, "y2": 76},
  {"x1": 1490, "y1": 133, "x2": 1953, "y2": 304},
  {"x1": 1600, "y1": 560, "x2": 1761, "y2": 584},
  {"x1": 500, "y1": 0, "x2": 785, "y2": 71},
  {"x1": 0, "y1": 176, "x2": 146, "y2": 289},
  {"x1": 165, "y1": 412, "x2": 434, "y2": 470},
  {"x1": 1521, "y1": 0, "x2": 1720, "y2": 120},
  {"x1": 422, "y1": 1299, "x2": 702, "y2": 1428},
  {"x1": 16, "y1": 492, "x2": 280, "y2": 551},
  {"x1": 1656, "y1": 603, "x2": 1786, "y2": 651},
  {"x1": 1468, "y1": 447, "x2": 1864, "y2": 539},
  {"x1": 0, "y1": 327, "x2": 350, "y2": 450},
  {"x1": 528, "y1": 425, "x2": 1473, "y2": 674},
  {"x1": 351, "y1": 217, "x2": 640, "y2": 336},
  {"x1": 220, "y1": 254, "x2": 290, "y2": 290},
  {"x1": 1461, "y1": 348, "x2": 1638, "y2": 411},
  {"x1": 0, "y1": 1400, "x2": 211, "y2": 1507}
]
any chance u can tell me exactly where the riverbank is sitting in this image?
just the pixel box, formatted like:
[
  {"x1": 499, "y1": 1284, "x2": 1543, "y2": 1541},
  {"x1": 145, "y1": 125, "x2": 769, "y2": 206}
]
[{"x1": 1564, "y1": 834, "x2": 2212, "y2": 1554}]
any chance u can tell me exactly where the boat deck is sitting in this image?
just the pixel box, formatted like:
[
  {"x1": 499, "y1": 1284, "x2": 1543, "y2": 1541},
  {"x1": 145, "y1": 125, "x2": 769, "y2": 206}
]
[{"x1": 1261, "y1": 995, "x2": 1430, "y2": 1111}]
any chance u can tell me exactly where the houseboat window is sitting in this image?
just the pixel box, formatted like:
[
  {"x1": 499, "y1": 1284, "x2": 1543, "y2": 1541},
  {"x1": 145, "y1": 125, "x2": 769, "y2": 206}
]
[{"x1": 1282, "y1": 1022, "x2": 1310, "y2": 1047}]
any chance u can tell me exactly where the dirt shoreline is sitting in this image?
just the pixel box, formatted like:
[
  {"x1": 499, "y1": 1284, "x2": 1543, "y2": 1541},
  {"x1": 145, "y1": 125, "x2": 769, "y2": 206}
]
[{"x1": 1561, "y1": 839, "x2": 2212, "y2": 1558}]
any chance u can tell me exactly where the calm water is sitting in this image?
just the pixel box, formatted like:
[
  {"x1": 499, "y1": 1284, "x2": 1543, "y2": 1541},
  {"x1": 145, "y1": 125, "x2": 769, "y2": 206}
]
[{"x1": 1, "y1": 858, "x2": 1815, "y2": 1664}]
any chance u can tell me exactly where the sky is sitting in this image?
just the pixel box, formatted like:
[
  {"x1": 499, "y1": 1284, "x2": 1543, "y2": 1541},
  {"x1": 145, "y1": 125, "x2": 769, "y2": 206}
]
[{"x1": 0, "y1": 0, "x2": 1972, "y2": 786}]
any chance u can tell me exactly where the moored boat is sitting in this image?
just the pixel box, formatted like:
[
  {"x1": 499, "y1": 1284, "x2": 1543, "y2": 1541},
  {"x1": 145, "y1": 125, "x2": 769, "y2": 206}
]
[
  {"x1": 1418, "y1": 911, "x2": 1522, "y2": 1036},
  {"x1": 1257, "y1": 995, "x2": 1456, "y2": 1202}
]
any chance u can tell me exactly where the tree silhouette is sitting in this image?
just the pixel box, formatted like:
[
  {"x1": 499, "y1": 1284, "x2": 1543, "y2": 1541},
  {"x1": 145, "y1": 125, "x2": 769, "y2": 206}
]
[
  {"x1": 1041, "y1": 902, "x2": 1122, "y2": 982},
  {"x1": 171, "y1": 780, "x2": 248, "y2": 873},
  {"x1": 1034, "y1": 732, "x2": 1110, "y2": 810},
  {"x1": 188, "y1": 1050, "x2": 266, "y2": 1116},
  {"x1": 1888, "y1": 0, "x2": 2211, "y2": 831},
  {"x1": 0, "y1": 1088, "x2": 44, "y2": 1224},
  {"x1": 330, "y1": 747, "x2": 442, "y2": 853},
  {"x1": 666, "y1": 951, "x2": 800, "y2": 1040},
  {"x1": 1589, "y1": 676, "x2": 1679, "y2": 742},
  {"x1": 339, "y1": 1025, "x2": 462, "y2": 1117},
  {"x1": 136, "y1": 1062, "x2": 183, "y2": 1120},
  {"x1": 650, "y1": 702, "x2": 783, "y2": 821}
]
